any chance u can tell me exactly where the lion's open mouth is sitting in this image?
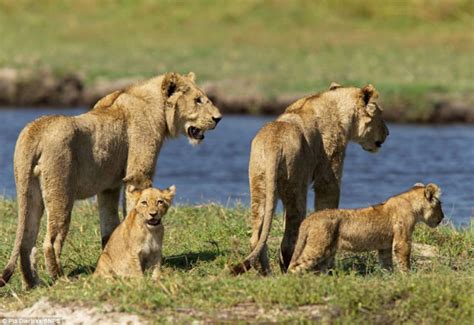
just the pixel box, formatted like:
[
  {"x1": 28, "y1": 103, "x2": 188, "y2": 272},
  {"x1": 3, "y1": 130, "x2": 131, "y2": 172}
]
[
  {"x1": 147, "y1": 218, "x2": 161, "y2": 226},
  {"x1": 187, "y1": 126, "x2": 205, "y2": 140},
  {"x1": 363, "y1": 146, "x2": 379, "y2": 153}
]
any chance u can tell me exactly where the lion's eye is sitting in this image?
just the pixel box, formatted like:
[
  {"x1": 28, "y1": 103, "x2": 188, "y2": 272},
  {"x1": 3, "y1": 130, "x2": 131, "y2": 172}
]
[
  {"x1": 141, "y1": 201, "x2": 148, "y2": 206},
  {"x1": 195, "y1": 97, "x2": 204, "y2": 105},
  {"x1": 157, "y1": 200, "x2": 164, "y2": 205}
]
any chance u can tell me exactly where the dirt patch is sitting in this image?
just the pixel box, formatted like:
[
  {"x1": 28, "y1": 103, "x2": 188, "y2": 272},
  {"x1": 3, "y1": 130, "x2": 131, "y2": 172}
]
[
  {"x1": 0, "y1": 300, "x2": 340, "y2": 324},
  {"x1": 413, "y1": 243, "x2": 439, "y2": 259},
  {"x1": 0, "y1": 298, "x2": 145, "y2": 324},
  {"x1": 162, "y1": 303, "x2": 339, "y2": 323}
]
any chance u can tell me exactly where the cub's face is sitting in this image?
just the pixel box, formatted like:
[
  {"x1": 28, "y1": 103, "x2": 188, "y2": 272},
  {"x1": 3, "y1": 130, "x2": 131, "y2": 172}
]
[
  {"x1": 419, "y1": 183, "x2": 445, "y2": 227},
  {"x1": 132, "y1": 186, "x2": 176, "y2": 229},
  {"x1": 352, "y1": 85, "x2": 389, "y2": 153},
  {"x1": 162, "y1": 72, "x2": 222, "y2": 145}
]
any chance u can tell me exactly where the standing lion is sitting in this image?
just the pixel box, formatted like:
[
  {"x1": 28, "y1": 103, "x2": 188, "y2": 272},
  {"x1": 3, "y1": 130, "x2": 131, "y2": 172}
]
[
  {"x1": 0, "y1": 72, "x2": 221, "y2": 288},
  {"x1": 232, "y1": 83, "x2": 389, "y2": 275}
]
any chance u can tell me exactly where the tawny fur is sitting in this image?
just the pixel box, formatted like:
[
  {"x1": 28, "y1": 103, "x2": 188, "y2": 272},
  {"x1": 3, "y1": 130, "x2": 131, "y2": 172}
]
[
  {"x1": 288, "y1": 184, "x2": 444, "y2": 273},
  {"x1": 95, "y1": 186, "x2": 175, "y2": 279},
  {"x1": 0, "y1": 72, "x2": 221, "y2": 289},
  {"x1": 232, "y1": 83, "x2": 389, "y2": 275}
]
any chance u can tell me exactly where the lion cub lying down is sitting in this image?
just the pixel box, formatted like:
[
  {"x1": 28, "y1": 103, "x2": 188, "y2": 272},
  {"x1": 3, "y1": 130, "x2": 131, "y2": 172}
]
[
  {"x1": 288, "y1": 183, "x2": 444, "y2": 273},
  {"x1": 95, "y1": 186, "x2": 176, "y2": 279}
]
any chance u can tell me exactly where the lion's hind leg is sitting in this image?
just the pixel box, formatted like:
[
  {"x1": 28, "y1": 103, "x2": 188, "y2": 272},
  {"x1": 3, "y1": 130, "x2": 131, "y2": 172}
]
[
  {"x1": 249, "y1": 173, "x2": 271, "y2": 275},
  {"x1": 280, "y1": 182, "x2": 307, "y2": 273},
  {"x1": 40, "y1": 166, "x2": 75, "y2": 281},
  {"x1": 19, "y1": 178, "x2": 44, "y2": 288},
  {"x1": 288, "y1": 221, "x2": 337, "y2": 274}
]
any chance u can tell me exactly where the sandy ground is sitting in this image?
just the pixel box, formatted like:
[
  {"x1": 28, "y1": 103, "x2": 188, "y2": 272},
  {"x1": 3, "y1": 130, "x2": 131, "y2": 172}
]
[
  {"x1": 0, "y1": 299, "x2": 339, "y2": 324},
  {"x1": 0, "y1": 298, "x2": 146, "y2": 325}
]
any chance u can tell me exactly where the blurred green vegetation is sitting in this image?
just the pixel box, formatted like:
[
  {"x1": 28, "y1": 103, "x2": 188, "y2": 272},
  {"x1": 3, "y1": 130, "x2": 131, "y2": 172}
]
[
  {"x1": 0, "y1": 0, "x2": 473, "y2": 108},
  {"x1": 0, "y1": 198, "x2": 473, "y2": 322}
]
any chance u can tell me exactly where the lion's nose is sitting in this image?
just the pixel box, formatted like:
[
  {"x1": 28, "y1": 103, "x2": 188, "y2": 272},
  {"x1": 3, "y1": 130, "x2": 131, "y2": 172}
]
[
  {"x1": 149, "y1": 211, "x2": 158, "y2": 218},
  {"x1": 212, "y1": 116, "x2": 222, "y2": 125},
  {"x1": 375, "y1": 141, "x2": 382, "y2": 148}
]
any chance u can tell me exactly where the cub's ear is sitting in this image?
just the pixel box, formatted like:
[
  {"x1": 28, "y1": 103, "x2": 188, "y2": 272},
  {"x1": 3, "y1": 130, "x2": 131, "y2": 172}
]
[
  {"x1": 126, "y1": 185, "x2": 142, "y2": 204},
  {"x1": 164, "y1": 185, "x2": 176, "y2": 201},
  {"x1": 425, "y1": 183, "x2": 441, "y2": 202},
  {"x1": 361, "y1": 84, "x2": 379, "y2": 105},
  {"x1": 162, "y1": 72, "x2": 179, "y2": 98},
  {"x1": 329, "y1": 82, "x2": 342, "y2": 90},
  {"x1": 187, "y1": 72, "x2": 196, "y2": 82}
]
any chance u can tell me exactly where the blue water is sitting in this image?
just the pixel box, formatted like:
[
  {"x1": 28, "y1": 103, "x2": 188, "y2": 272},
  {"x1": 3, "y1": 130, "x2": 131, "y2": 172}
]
[{"x1": 0, "y1": 108, "x2": 473, "y2": 226}]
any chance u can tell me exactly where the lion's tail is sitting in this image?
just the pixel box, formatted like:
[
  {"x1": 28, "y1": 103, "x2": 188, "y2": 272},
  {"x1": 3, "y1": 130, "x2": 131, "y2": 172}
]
[
  {"x1": 231, "y1": 149, "x2": 281, "y2": 275},
  {"x1": 0, "y1": 129, "x2": 40, "y2": 287}
]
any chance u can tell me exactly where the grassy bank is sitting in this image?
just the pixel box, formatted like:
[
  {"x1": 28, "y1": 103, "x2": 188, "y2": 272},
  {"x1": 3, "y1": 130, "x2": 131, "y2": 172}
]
[
  {"x1": 0, "y1": 198, "x2": 472, "y2": 323},
  {"x1": 0, "y1": 0, "x2": 473, "y2": 117}
]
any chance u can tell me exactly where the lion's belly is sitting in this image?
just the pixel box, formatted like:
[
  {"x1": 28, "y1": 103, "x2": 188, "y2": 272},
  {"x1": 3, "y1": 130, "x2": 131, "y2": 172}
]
[
  {"x1": 74, "y1": 151, "x2": 127, "y2": 199},
  {"x1": 337, "y1": 229, "x2": 393, "y2": 252},
  {"x1": 73, "y1": 131, "x2": 128, "y2": 199}
]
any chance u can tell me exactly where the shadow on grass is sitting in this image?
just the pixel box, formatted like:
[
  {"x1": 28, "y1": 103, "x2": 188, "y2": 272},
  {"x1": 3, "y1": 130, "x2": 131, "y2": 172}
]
[
  {"x1": 68, "y1": 264, "x2": 95, "y2": 278},
  {"x1": 66, "y1": 249, "x2": 225, "y2": 276},
  {"x1": 333, "y1": 254, "x2": 382, "y2": 276},
  {"x1": 164, "y1": 250, "x2": 226, "y2": 270}
]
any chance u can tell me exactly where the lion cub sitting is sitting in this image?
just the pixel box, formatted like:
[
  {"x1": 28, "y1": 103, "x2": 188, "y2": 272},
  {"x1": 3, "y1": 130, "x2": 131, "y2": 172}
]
[
  {"x1": 288, "y1": 183, "x2": 444, "y2": 273},
  {"x1": 95, "y1": 186, "x2": 176, "y2": 279}
]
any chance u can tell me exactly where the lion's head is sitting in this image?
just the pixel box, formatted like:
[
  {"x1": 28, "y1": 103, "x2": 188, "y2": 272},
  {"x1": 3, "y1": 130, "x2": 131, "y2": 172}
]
[
  {"x1": 413, "y1": 183, "x2": 444, "y2": 228},
  {"x1": 350, "y1": 84, "x2": 389, "y2": 153},
  {"x1": 130, "y1": 186, "x2": 176, "y2": 229},
  {"x1": 161, "y1": 72, "x2": 222, "y2": 145}
]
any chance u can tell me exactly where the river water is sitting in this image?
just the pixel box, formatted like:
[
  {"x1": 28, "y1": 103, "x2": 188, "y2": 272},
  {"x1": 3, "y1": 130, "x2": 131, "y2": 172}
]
[{"x1": 0, "y1": 108, "x2": 472, "y2": 226}]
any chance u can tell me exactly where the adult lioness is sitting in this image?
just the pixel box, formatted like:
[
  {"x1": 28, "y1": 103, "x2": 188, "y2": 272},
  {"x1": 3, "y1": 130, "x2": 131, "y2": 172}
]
[
  {"x1": 288, "y1": 183, "x2": 444, "y2": 273},
  {"x1": 232, "y1": 83, "x2": 389, "y2": 275},
  {"x1": 0, "y1": 72, "x2": 221, "y2": 288}
]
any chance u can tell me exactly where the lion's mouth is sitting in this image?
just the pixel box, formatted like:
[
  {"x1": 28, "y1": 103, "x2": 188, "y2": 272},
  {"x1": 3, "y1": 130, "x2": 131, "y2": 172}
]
[
  {"x1": 187, "y1": 126, "x2": 205, "y2": 140},
  {"x1": 363, "y1": 146, "x2": 379, "y2": 153},
  {"x1": 147, "y1": 218, "x2": 161, "y2": 226}
]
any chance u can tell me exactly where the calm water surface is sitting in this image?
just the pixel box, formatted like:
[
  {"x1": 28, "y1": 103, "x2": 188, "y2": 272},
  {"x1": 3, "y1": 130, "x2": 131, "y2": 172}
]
[{"x1": 0, "y1": 108, "x2": 473, "y2": 226}]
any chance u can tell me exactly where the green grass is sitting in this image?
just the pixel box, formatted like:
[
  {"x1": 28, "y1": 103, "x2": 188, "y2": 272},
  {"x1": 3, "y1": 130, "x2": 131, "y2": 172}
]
[
  {"x1": 0, "y1": 0, "x2": 473, "y2": 112},
  {"x1": 0, "y1": 198, "x2": 473, "y2": 323}
]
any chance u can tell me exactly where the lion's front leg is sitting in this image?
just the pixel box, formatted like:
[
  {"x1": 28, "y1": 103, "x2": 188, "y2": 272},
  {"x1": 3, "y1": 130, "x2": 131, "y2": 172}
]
[
  {"x1": 98, "y1": 187, "x2": 121, "y2": 248},
  {"x1": 313, "y1": 163, "x2": 342, "y2": 211},
  {"x1": 124, "y1": 135, "x2": 162, "y2": 213},
  {"x1": 393, "y1": 224, "x2": 412, "y2": 273},
  {"x1": 151, "y1": 253, "x2": 162, "y2": 281},
  {"x1": 313, "y1": 181, "x2": 340, "y2": 211}
]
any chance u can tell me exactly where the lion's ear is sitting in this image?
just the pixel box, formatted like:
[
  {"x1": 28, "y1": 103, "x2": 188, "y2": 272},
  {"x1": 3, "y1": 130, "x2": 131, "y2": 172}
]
[
  {"x1": 162, "y1": 72, "x2": 179, "y2": 98},
  {"x1": 366, "y1": 103, "x2": 377, "y2": 116},
  {"x1": 162, "y1": 185, "x2": 176, "y2": 202},
  {"x1": 361, "y1": 84, "x2": 379, "y2": 105},
  {"x1": 126, "y1": 185, "x2": 142, "y2": 204},
  {"x1": 425, "y1": 183, "x2": 441, "y2": 202},
  {"x1": 187, "y1": 72, "x2": 196, "y2": 82},
  {"x1": 329, "y1": 82, "x2": 342, "y2": 90}
]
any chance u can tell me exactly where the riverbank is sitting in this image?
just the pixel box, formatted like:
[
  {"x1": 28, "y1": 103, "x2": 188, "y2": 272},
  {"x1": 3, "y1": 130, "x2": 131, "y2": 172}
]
[
  {"x1": 0, "y1": 200, "x2": 472, "y2": 323},
  {"x1": 0, "y1": 67, "x2": 473, "y2": 123}
]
